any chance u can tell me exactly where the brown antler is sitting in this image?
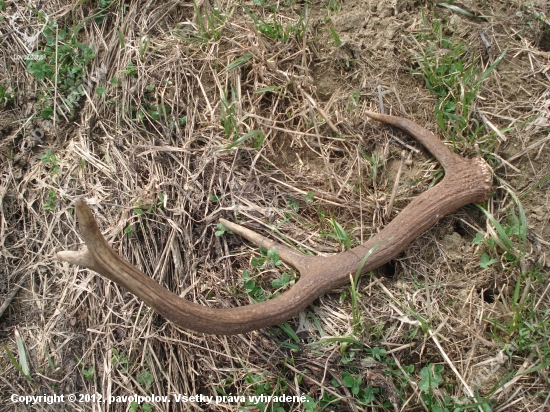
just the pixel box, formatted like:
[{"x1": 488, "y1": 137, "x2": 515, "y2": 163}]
[{"x1": 57, "y1": 112, "x2": 492, "y2": 334}]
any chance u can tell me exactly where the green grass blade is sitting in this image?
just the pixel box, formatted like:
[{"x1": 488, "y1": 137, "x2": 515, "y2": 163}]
[
  {"x1": 225, "y1": 53, "x2": 253, "y2": 72},
  {"x1": 437, "y1": 3, "x2": 476, "y2": 18},
  {"x1": 116, "y1": 28, "x2": 125, "y2": 48},
  {"x1": 329, "y1": 26, "x2": 341, "y2": 46},
  {"x1": 278, "y1": 322, "x2": 300, "y2": 343},
  {"x1": 254, "y1": 86, "x2": 281, "y2": 94},
  {"x1": 4, "y1": 344, "x2": 32, "y2": 383},
  {"x1": 308, "y1": 312, "x2": 325, "y2": 336},
  {"x1": 520, "y1": 174, "x2": 550, "y2": 199},
  {"x1": 477, "y1": 205, "x2": 515, "y2": 253},
  {"x1": 331, "y1": 217, "x2": 350, "y2": 250},
  {"x1": 502, "y1": 186, "x2": 527, "y2": 248},
  {"x1": 354, "y1": 238, "x2": 391, "y2": 280},
  {"x1": 478, "y1": 49, "x2": 507, "y2": 84},
  {"x1": 193, "y1": 1, "x2": 206, "y2": 35},
  {"x1": 321, "y1": 336, "x2": 363, "y2": 345},
  {"x1": 45, "y1": 345, "x2": 56, "y2": 371},
  {"x1": 517, "y1": 362, "x2": 549, "y2": 377},
  {"x1": 224, "y1": 130, "x2": 265, "y2": 150},
  {"x1": 14, "y1": 327, "x2": 30, "y2": 377}
]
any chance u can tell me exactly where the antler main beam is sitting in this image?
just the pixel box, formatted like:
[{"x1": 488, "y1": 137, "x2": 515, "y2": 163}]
[{"x1": 57, "y1": 112, "x2": 492, "y2": 334}]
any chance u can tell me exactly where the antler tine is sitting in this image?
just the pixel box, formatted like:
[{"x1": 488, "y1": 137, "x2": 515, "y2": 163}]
[
  {"x1": 218, "y1": 218, "x2": 314, "y2": 274},
  {"x1": 57, "y1": 113, "x2": 492, "y2": 335},
  {"x1": 364, "y1": 111, "x2": 458, "y2": 167}
]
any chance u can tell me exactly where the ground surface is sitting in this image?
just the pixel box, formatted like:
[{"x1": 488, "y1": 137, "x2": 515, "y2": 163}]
[{"x1": 1, "y1": 0, "x2": 549, "y2": 411}]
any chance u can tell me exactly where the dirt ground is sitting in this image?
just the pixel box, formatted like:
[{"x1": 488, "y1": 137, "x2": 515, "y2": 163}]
[{"x1": 1, "y1": 0, "x2": 549, "y2": 411}]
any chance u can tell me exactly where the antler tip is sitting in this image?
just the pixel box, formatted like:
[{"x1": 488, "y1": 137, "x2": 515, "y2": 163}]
[
  {"x1": 56, "y1": 249, "x2": 98, "y2": 270},
  {"x1": 74, "y1": 197, "x2": 86, "y2": 209}
]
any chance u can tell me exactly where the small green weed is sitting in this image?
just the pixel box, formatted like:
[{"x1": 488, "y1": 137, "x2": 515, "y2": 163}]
[
  {"x1": 133, "y1": 195, "x2": 166, "y2": 217},
  {"x1": 338, "y1": 372, "x2": 379, "y2": 402},
  {"x1": 133, "y1": 202, "x2": 144, "y2": 216},
  {"x1": 271, "y1": 271, "x2": 295, "y2": 290},
  {"x1": 318, "y1": 344, "x2": 391, "y2": 406},
  {"x1": 130, "y1": 402, "x2": 152, "y2": 412},
  {"x1": 111, "y1": 348, "x2": 130, "y2": 374},
  {"x1": 237, "y1": 247, "x2": 294, "y2": 302},
  {"x1": 4, "y1": 346, "x2": 32, "y2": 383},
  {"x1": 224, "y1": 130, "x2": 265, "y2": 150},
  {"x1": 240, "y1": 271, "x2": 267, "y2": 302},
  {"x1": 95, "y1": 85, "x2": 106, "y2": 97},
  {"x1": 82, "y1": 367, "x2": 95, "y2": 381},
  {"x1": 251, "y1": 247, "x2": 283, "y2": 268},
  {"x1": 236, "y1": 358, "x2": 291, "y2": 411},
  {"x1": 473, "y1": 199, "x2": 527, "y2": 269},
  {"x1": 44, "y1": 346, "x2": 56, "y2": 372},
  {"x1": 285, "y1": 197, "x2": 300, "y2": 215},
  {"x1": 348, "y1": 89, "x2": 360, "y2": 109},
  {"x1": 218, "y1": 88, "x2": 264, "y2": 151},
  {"x1": 219, "y1": 85, "x2": 266, "y2": 149},
  {"x1": 41, "y1": 150, "x2": 60, "y2": 174},
  {"x1": 359, "y1": 149, "x2": 384, "y2": 181},
  {"x1": 348, "y1": 239, "x2": 387, "y2": 336},
  {"x1": 418, "y1": 363, "x2": 443, "y2": 393},
  {"x1": 277, "y1": 322, "x2": 301, "y2": 347},
  {"x1": 121, "y1": 60, "x2": 137, "y2": 77},
  {"x1": 321, "y1": 216, "x2": 352, "y2": 250},
  {"x1": 349, "y1": 273, "x2": 363, "y2": 335},
  {"x1": 327, "y1": 0, "x2": 341, "y2": 13},
  {"x1": 26, "y1": 15, "x2": 97, "y2": 119},
  {"x1": 94, "y1": 0, "x2": 116, "y2": 24},
  {"x1": 110, "y1": 349, "x2": 157, "y2": 411},
  {"x1": 245, "y1": 7, "x2": 307, "y2": 43},
  {"x1": 139, "y1": 35, "x2": 151, "y2": 61},
  {"x1": 147, "y1": 103, "x2": 170, "y2": 121},
  {"x1": 44, "y1": 190, "x2": 58, "y2": 212},
  {"x1": 215, "y1": 223, "x2": 231, "y2": 237},
  {"x1": 136, "y1": 370, "x2": 154, "y2": 390},
  {"x1": 416, "y1": 364, "x2": 495, "y2": 411}
]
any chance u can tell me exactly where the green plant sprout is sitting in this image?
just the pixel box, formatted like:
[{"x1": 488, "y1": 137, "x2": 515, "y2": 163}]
[
  {"x1": 245, "y1": 7, "x2": 307, "y2": 43},
  {"x1": 44, "y1": 190, "x2": 58, "y2": 212},
  {"x1": 41, "y1": 150, "x2": 60, "y2": 174},
  {"x1": 193, "y1": 1, "x2": 226, "y2": 42}
]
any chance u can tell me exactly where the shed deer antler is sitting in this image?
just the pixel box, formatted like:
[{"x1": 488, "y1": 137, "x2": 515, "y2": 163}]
[{"x1": 57, "y1": 112, "x2": 492, "y2": 334}]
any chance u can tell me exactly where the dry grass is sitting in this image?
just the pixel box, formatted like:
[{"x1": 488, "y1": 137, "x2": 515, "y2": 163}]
[{"x1": 1, "y1": 0, "x2": 549, "y2": 411}]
